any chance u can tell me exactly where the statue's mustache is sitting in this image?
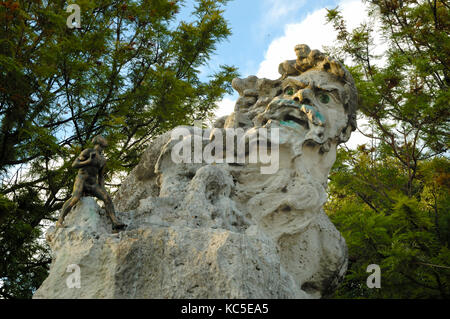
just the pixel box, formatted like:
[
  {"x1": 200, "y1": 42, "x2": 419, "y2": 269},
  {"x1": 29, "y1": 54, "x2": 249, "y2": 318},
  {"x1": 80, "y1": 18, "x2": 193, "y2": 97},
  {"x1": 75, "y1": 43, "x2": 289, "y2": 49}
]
[{"x1": 267, "y1": 98, "x2": 326, "y2": 127}]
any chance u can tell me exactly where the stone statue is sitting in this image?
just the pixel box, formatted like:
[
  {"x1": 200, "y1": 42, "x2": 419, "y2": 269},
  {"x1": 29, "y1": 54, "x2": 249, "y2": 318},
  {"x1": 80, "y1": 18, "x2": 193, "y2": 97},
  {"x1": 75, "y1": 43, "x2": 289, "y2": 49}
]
[
  {"x1": 35, "y1": 44, "x2": 358, "y2": 299},
  {"x1": 113, "y1": 43, "x2": 358, "y2": 297},
  {"x1": 56, "y1": 135, "x2": 126, "y2": 231}
]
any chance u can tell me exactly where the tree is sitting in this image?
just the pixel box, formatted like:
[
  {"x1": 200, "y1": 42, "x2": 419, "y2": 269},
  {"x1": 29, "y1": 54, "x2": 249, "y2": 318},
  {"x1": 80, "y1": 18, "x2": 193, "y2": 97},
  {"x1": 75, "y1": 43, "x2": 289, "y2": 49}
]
[
  {"x1": 325, "y1": 0, "x2": 449, "y2": 298},
  {"x1": 0, "y1": 0, "x2": 238, "y2": 298}
]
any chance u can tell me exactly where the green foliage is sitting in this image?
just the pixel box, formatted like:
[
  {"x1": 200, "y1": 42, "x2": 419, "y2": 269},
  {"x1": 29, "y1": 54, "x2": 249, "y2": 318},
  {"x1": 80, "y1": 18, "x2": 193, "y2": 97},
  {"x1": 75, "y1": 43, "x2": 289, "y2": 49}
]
[
  {"x1": 327, "y1": 151, "x2": 450, "y2": 298},
  {"x1": 0, "y1": 192, "x2": 51, "y2": 299},
  {"x1": 326, "y1": 0, "x2": 449, "y2": 298},
  {"x1": 0, "y1": 0, "x2": 237, "y2": 298}
]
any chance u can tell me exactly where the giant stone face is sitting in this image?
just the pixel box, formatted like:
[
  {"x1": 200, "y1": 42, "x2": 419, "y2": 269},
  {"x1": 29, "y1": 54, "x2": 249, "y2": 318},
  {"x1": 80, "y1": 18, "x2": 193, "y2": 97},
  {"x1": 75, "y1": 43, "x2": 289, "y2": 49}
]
[{"x1": 254, "y1": 70, "x2": 351, "y2": 159}]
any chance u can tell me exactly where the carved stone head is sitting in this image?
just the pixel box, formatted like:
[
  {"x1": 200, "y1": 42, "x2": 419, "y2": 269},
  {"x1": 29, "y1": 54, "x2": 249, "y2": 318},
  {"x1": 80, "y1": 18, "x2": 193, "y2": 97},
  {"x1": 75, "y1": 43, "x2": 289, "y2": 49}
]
[{"x1": 277, "y1": 44, "x2": 358, "y2": 141}]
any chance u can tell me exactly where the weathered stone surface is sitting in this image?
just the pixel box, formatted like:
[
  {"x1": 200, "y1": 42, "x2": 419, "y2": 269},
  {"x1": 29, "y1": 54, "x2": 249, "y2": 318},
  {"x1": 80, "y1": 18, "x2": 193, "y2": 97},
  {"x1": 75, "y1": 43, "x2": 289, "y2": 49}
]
[
  {"x1": 35, "y1": 44, "x2": 357, "y2": 299},
  {"x1": 35, "y1": 198, "x2": 309, "y2": 299}
]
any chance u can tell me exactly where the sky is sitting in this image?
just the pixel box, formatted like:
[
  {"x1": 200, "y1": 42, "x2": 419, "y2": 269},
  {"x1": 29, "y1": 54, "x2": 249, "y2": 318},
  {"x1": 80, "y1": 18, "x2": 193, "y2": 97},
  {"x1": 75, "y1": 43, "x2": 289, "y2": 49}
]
[{"x1": 182, "y1": 0, "x2": 378, "y2": 149}]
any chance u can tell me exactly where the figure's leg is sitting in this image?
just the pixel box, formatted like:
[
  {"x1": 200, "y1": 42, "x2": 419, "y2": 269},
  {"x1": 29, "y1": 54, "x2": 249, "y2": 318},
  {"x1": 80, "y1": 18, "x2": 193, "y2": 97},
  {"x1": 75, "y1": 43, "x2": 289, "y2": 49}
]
[
  {"x1": 92, "y1": 185, "x2": 125, "y2": 230},
  {"x1": 57, "y1": 177, "x2": 84, "y2": 227}
]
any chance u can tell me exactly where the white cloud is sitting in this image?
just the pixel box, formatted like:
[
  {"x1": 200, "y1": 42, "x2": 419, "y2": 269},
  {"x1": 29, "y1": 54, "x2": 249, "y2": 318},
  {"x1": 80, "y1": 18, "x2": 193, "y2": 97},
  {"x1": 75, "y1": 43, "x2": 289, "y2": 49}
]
[
  {"x1": 213, "y1": 96, "x2": 236, "y2": 119},
  {"x1": 257, "y1": 0, "x2": 368, "y2": 79}
]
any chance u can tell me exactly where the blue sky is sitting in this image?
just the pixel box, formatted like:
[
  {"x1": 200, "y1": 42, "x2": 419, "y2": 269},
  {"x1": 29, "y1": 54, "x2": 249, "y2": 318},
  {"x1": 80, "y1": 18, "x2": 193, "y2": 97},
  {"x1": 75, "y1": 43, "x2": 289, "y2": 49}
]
[{"x1": 205, "y1": 0, "x2": 344, "y2": 77}]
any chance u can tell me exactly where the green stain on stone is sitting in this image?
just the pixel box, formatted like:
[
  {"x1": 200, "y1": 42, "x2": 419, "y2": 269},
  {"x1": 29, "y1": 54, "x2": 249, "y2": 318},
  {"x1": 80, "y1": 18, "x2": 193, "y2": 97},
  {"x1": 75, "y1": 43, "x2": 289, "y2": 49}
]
[
  {"x1": 280, "y1": 120, "x2": 300, "y2": 128},
  {"x1": 274, "y1": 99, "x2": 326, "y2": 126},
  {"x1": 300, "y1": 104, "x2": 326, "y2": 125}
]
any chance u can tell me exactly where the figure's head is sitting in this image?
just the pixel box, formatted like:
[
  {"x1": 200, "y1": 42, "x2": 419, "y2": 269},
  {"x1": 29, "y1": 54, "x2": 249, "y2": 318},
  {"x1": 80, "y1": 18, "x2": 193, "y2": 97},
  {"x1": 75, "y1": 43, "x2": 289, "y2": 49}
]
[
  {"x1": 282, "y1": 44, "x2": 358, "y2": 134},
  {"x1": 254, "y1": 45, "x2": 358, "y2": 150},
  {"x1": 92, "y1": 135, "x2": 108, "y2": 151}
]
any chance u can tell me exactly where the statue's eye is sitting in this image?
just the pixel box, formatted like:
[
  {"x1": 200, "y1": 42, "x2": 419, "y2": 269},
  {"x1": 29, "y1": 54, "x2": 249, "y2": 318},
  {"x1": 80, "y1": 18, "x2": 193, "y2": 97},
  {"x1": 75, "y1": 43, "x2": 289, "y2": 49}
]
[
  {"x1": 285, "y1": 87, "x2": 294, "y2": 96},
  {"x1": 319, "y1": 93, "x2": 330, "y2": 104}
]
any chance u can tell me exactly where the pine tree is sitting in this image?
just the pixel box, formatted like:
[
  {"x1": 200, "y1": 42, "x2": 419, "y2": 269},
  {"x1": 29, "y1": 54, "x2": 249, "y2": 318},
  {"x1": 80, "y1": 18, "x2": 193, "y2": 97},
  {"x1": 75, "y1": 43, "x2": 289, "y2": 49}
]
[{"x1": 325, "y1": 0, "x2": 449, "y2": 298}]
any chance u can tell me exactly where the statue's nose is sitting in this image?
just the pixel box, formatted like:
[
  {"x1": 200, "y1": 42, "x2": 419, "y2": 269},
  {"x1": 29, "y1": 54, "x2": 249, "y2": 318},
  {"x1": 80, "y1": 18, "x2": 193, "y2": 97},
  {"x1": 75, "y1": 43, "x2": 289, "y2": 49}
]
[{"x1": 292, "y1": 88, "x2": 314, "y2": 105}]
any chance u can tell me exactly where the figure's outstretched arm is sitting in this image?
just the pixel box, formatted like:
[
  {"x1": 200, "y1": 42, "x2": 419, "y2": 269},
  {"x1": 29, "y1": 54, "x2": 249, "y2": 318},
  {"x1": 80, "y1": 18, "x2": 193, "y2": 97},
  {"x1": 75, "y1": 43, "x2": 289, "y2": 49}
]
[{"x1": 72, "y1": 149, "x2": 94, "y2": 168}]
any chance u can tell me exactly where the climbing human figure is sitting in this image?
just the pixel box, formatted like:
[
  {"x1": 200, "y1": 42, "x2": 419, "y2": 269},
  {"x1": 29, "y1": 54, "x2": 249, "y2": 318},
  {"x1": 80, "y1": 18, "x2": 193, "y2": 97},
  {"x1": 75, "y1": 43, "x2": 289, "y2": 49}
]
[{"x1": 57, "y1": 135, "x2": 126, "y2": 231}]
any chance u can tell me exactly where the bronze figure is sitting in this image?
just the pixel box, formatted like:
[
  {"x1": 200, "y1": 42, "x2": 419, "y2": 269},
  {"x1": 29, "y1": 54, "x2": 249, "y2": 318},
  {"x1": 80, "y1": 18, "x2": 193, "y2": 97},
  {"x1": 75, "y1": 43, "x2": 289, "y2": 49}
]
[{"x1": 57, "y1": 135, "x2": 126, "y2": 230}]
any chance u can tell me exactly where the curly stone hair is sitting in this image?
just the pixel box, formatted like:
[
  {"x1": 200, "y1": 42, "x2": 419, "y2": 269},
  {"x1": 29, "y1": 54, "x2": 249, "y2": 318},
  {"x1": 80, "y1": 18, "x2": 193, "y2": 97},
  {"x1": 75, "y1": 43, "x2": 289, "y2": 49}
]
[{"x1": 278, "y1": 44, "x2": 358, "y2": 132}]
